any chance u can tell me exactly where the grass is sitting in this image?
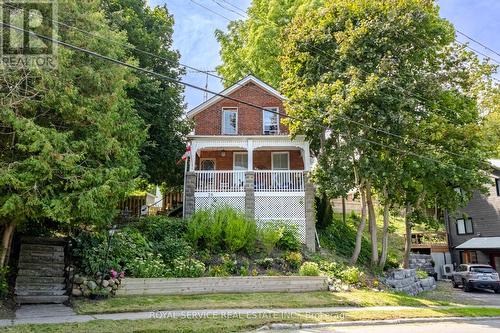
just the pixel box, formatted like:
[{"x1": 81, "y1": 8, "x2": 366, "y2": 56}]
[
  {"x1": 73, "y1": 288, "x2": 460, "y2": 315},
  {"x1": 4, "y1": 307, "x2": 500, "y2": 332}
]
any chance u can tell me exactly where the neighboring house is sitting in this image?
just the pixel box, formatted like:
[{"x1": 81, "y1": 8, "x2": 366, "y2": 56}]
[
  {"x1": 445, "y1": 160, "x2": 500, "y2": 272},
  {"x1": 183, "y1": 75, "x2": 315, "y2": 250}
]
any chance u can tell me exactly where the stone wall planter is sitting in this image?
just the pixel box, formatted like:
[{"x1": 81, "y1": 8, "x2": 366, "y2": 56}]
[{"x1": 116, "y1": 276, "x2": 329, "y2": 296}]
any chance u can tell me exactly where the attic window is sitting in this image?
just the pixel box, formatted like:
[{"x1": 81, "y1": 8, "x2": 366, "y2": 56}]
[
  {"x1": 263, "y1": 108, "x2": 279, "y2": 135},
  {"x1": 222, "y1": 108, "x2": 237, "y2": 135}
]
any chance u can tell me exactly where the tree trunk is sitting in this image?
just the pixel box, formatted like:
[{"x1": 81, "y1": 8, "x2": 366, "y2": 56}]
[
  {"x1": 342, "y1": 197, "x2": 346, "y2": 224},
  {"x1": 0, "y1": 222, "x2": 15, "y2": 267},
  {"x1": 403, "y1": 204, "x2": 413, "y2": 269},
  {"x1": 379, "y1": 201, "x2": 390, "y2": 269},
  {"x1": 350, "y1": 186, "x2": 367, "y2": 265},
  {"x1": 316, "y1": 192, "x2": 333, "y2": 229},
  {"x1": 366, "y1": 183, "x2": 378, "y2": 266}
]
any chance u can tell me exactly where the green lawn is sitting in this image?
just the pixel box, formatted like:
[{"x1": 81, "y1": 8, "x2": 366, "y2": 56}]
[
  {"x1": 4, "y1": 307, "x2": 500, "y2": 333},
  {"x1": 73, "y1": 287, "x2": 461, "y2": 315}
]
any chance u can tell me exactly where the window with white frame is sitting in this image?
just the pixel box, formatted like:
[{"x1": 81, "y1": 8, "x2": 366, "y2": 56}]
[
  {"x1": 272, "y1": 152, "x2": 289, "y2": 170},
  {"x1": 456, "y1": 218, "x2": 474, "y2": 235},
  {"x1": 263, "y1": 108, "x2": 279, "y2": 135},
  {"x1": 222, "y1": 108, "x2": 238, "y2": 134},
  {"x1": 233, "y1": 152, "x2": 248, "y2": 171}
]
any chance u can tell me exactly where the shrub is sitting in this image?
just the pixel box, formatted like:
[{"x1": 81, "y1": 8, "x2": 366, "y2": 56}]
[
  {"x1": 260, "y1": 223, "x2": 283, "y2": 255},
  {"x1": 318, "y1": 261, "x2": 345, "y2": 279},
  {"x1": 255, "y1": 258, "x2": 274, "y2": 269},
  {"x1": 167, "y1": 258, "x2": 205, "y2": 278},
  {"x1": 135, "y1": 216, "x2": 192, "y2": 263},
  {"x1": 284, "y1": 252, "x2": 303, "y2": 270},
  {"x1": 187, "y1": 209, "x2": 224, "y2": 251},
  {"x1": 221, "y1": 254, "x2": 238, "y2": 275},
  {"x1": 341, "y1": 266, "x2": 364, "y2": 285},
  {"x1": 128, "y1": 253, "x2": 169, "y2": 278},
  {"x1": 416, "y1": 269, "x2": 428, "y2": 279},
  {"x1": 208, "y1": 265, "x2": 230, "y2": 277},
  {"x1": 299, "y1": 262, "x2": 320, "y2": 276},
  {"x1": 276, "y1": 224, "x2": 301, "y2": 251},
  {"x1": 223, "y1": 210, "x2": 257, "y2": 253}
]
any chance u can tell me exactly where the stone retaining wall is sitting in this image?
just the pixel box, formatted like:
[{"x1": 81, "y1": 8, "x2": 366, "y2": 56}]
[
  {"x1": 116, "y1": 276, "x2": 328, "y2": 296},
  {"x1": 409, "y1": 254, "x2": 435, "y2": 274},
  {"x1": 383, "y1": 269, "x2": 436, "y2": 296}
]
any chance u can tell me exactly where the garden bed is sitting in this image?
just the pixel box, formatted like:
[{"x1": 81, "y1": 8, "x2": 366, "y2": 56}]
[{"x1": 116, "y1": 276, "x2": 328, "y2": 296}]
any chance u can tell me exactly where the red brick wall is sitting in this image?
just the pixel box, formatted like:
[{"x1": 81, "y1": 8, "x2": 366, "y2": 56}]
[
  {"x1": 193, "y1": 82, "x2": 288, "y2": 135},
  {"x1": 196, "y1": 150, "x2": 304, "y2": 170}
]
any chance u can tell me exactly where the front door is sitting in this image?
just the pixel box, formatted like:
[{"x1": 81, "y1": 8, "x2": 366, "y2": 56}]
[{"x1": 233, "y1": 152, "x2": 247, "y2": 188}]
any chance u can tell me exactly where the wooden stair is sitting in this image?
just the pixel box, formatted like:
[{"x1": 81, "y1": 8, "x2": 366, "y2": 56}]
[{"x1": 15, "y1": 239, "x2": 68, "y2": 304}]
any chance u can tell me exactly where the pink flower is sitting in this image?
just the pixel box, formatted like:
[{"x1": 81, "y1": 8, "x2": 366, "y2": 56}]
[
  {"x1": 119, "y1": 271, "x2": 125, "y2": 279},
  {"x1": 110, "y1": 269, "x2": 118, "y2": 279}
]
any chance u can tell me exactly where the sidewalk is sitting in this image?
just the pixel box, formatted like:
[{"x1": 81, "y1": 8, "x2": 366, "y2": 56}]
[{"x1": 1, "y1": 304, "x2": 500, "y2": 327}]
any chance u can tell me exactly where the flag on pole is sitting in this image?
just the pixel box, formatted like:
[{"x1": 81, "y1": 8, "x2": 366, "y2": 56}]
[{"x1": 177, "y1": 145, "x2": 191, "y2": 165}]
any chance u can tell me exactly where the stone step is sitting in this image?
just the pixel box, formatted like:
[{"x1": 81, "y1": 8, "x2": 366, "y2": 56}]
[
  {"x1": 16, "y1": 282, "x2": 66, "y2": 290},
  {"x1": 15, "y1": 276, "x2": 65, "y2": 285},
  {"x1": 19, "y1": 250, "x2": 65, "y2": 259},
  {"x1": 17, "y1": 262, "x2": 65, "y2": 270},
  {"x1": 17, "y1": 268, "x2": 65, "y2": 277},
  {"x1": 18, "y1": 257, "x2": 65, "y2": 265},
  {"x1": 15, "y1": 295, "x2": 69, "y2": 304},
  {"x1": 20, "y1": 244, "x2": 64, "y2": 254},
  {"x1": 15, "y1": 288, "x2": 67, "y2": 296}
]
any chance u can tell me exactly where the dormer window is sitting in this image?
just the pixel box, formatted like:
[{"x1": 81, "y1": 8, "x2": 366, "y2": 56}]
[
  {"x1": 263, "y1": 108, "x2": 279, "y2": 135},
  {"x1": 222, "y1": 108, "x2": 238, "y2": 135}
]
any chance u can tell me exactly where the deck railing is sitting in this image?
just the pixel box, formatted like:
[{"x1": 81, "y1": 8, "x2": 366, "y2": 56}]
[
  {"x1": 254, "y1": 170, "x2": 305, "y2": 192},
  {"x1": 194, "y1": 170, "x2": 305, "y2": 192},
  {"x1": 409, "y1": 232, "x2": 448, "y2": 248},
  {"x1": 195, "y1": 171, "x2": 246, "y2": 192}
]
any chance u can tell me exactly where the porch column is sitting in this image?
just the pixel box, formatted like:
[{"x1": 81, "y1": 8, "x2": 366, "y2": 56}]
[
  {"x1": 189, "y1": 143, "x2": 197, "y2": 171},
  {"x1": 244, "y1": 171, "x2": 255, "y2": 218},
  {"x1": 303, "y1": 141, "x2": 311, "y2": 171},
  {"x1": 304, "y1": 171, "x2": 316, "y2": 251},
  {"x1": 247, "y1": 139, "x2": 253, "y2": 170},
  {"x1": 184, "y1": 172, "x2": 196, "y2": 219}
]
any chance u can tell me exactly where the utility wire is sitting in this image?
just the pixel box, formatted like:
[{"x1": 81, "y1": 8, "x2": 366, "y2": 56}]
[
  {"x1": 457, "y1": 30, "x2": 500, "y2": 59},
  {"x1": 1, "y1": 22, "x2": 490, "y2": 175},
  {"x1": 188, "y1": 0, "x2": 233, "y2": 22},
  {"x1": 210, "y1": 0, "x2": 246, "y2": 18}
]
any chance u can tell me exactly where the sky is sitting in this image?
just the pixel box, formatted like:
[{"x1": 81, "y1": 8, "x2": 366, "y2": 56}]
[{"x1": 150, "y1": 0, "x2": 500, "y2": 110}]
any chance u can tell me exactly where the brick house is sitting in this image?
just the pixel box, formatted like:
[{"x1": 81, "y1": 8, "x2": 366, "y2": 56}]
[
  {"x1": 183, "y1": 75, "x2": 315, "y2": 250},
  {"x1": 445, "y1": 160, "x2": 500, "y2": 271}
]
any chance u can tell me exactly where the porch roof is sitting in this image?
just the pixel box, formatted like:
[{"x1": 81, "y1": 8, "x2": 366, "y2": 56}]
[
  {"x1": 455, "y1": 237, "x2": 500, "y2": 250},
  {"x1": 188, "y1": 135, "x2": 308, "y2": 151}
]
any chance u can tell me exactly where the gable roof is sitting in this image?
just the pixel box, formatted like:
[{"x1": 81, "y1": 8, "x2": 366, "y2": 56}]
[{"x1": 187, "y1": 75, "x2": 285, "y2": 118}]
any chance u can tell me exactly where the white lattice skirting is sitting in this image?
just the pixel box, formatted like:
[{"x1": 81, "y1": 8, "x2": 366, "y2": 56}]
[
  {"x1": 194, "y1": 192, "x2": 245, "y2": 211},
  {"x1": 254, "y1": 192, "x2": 306, "y2": 242}
]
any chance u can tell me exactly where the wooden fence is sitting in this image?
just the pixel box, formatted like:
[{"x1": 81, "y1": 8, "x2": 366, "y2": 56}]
[{"x1": 116, "y1": 276, "x2": 328, "y2": 296}]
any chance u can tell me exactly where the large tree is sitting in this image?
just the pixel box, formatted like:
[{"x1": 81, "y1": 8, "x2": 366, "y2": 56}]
[
  {"x1": 103, "y1": 0, "x2": 189, "y2": 187},
  {"x1": 0, "y1": 0, "x2": 145, "y2": 265},
  {"x1": 280, "y1": 0, "x2": 493, "y2": 266}
]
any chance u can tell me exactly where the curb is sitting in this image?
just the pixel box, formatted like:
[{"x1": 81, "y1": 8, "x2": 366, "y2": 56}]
[{"x1": 257, "y1": 316, "x2": 500, "y2": 330}]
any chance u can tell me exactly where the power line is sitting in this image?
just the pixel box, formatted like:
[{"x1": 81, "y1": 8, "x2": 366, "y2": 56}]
[
  {"x1": 1, "y1": 22, "x2": 489, "y2": 175},
  {"x1": 188, "y1": 0, "x2": 233, "y2": 22},
  {"x1": 457, "y1": 30, "x2": 500, "y2": 59},
  {"x1": 220, "y1": 0, "x2": 248, "y2": 16},
  {"x1": 210, "y1": 0, "x2": 246, "y2": 18}
]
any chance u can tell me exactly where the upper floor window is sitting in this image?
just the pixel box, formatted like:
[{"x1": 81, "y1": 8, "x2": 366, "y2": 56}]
[
  {"x1": 263, "y1": 108, "x2": 279, "y2": 135},
  {"x1": 222, "y1": 108, "x2": 238, "y2": 135},
  {"x1": 456, "y1": 218, "x2": 474, "y2": 235},
  {"x1": 496, "y1": 178, "x2": 500, "y2": 196}
]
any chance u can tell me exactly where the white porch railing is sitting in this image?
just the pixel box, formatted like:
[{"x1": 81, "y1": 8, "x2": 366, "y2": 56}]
[
  {"x1": 194, "y1": 170, "x2": 306, "y2": 192},
  {"x1": 195, "y1": 171, "x2": 246, "y2": 192},
  {"x1": 254, "y1": 170, "x2": 304, "y2": 192}
]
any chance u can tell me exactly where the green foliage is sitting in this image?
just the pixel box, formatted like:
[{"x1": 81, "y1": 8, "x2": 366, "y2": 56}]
[
  {"x1": 167, "y1": 258, "x2": 205, "y2": 278},
  {"x1": 186, "y1": 208, "x2": 257, "y2": 253},
  {"x1": 0, "y1": 0, "x2": 146, "y2": 228},
  {"x1": 135, "y1": 216, "x2": 192, "y2": 263},
  {"x1": 276, "y1": 224, "x2": 301, "y2": 252},
  {"x1": 103, "y1": 0, "x2": 189, "y2": 186},
  {"x1": 341, "y1": 267, "x2": 364, "y2": 285},
  {"x1": 284, "y1": 252, "x2": 303, "y2": 270},
  {"x1": 128, "y1": 253, "x2": 169, "y2": 278},
  {"x1": 208, "y1": 265, "x2": 230, "y2": 277},
  {"x1": 259, "y1": 223, "x2": 283, "y2": 255},
  {"x1": 299, "y1": 262, "x2": 320, "y2": 276},
  {"x1": 255, "y1": 258, "x2": 274, "y2": 269},
  {"x1": 416, "y1": 269, "x2": 429, "y2": 279}
]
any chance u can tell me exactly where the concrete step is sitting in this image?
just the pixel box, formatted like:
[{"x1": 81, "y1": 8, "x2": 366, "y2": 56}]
[
  {"x1": 17, "y1": 268, "x2": 65, "y2": 277},
  {"x1": 15, "y1": 288, "x2": 67, "y2": 296},
  {"x1": 17, "y1": 262, "x2": 65, "y2": 270},
  {"x1": 16, "y1": 283, "x2": 66, "y2": 291},
  {"x1": 15, "y1": 276, "x2": 65, "y2": 285},
  {"x1": 15, "y1": 295, "x2": 69, "y2": 304},
  {"x1": 20, "y1": 244, "x2": 64, "y2": 254},
  {"x1": 19, "y1": 251, "x2": 65, "y2": 260}
]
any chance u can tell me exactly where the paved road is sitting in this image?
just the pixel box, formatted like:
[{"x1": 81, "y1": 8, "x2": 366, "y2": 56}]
[{"x1": 285, "y1": 319, "x2": 500, "y2": 332}]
